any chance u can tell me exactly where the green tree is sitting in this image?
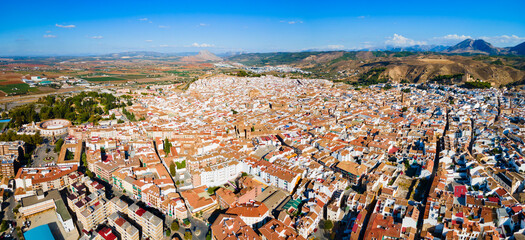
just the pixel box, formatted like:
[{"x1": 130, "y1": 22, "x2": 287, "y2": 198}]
[
  {"x1": 86, "y1": 170, "x2": 94, "y2": 178},
  {"x1": 166, "y1": 228, "x2": 171, "y2": 237},
  {"x1": 323, "y1": 220, "x2": 334, "y2": 230},
  {"x1": 54, "y1": 138, "x2": 64, "y2": 153},
  {"x1": 185, "y1": 231, "x2": 193, "y2": 240},
  {"x1": 81, "y1": 152, "x2": 87, "y2": 166},
  {"x1": 171, "y1": 221, "x2": 179, "y2": 231},
  {"x1": 13, "y1": 204, "x2": 21, "y2": 214},
  {"x1": 169, "y1": 163, "x2": 176, "y2": 176},
  {"x1": 0, "y1": 220, "x2": 8, "y2": 232},
  {"x1": 164, "y1": 138, "x2": 172, "y2": 156}
]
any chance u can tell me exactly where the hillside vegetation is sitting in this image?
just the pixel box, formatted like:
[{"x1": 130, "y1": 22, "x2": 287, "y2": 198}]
[{"x1": 227, "y1": 51, "x2": 525, "y2": 86}]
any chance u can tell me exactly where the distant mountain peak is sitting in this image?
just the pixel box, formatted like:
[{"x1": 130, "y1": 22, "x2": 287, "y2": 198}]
[
  {"x1": 509, "y1": 41, "x2": 525, "y2": 55},
  {"x1": 180, "y1": 50, "x2": 222, "y2": 62},
  {"x1": 196, "y1": 50, "x2": 222, "y2": 61},
  {"x1": 445, "y1": 39, "x2": 500, "y2": 55}
]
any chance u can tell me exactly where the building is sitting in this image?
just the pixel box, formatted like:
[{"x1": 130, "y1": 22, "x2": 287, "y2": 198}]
[
  {"x1": 108, "y1": 212, "x2": 140, "y2": 240},
  {"x1": 128, "y1": 203, "x2": 163, "y2": 240},
  {"x1": 14, "y1": 166, "x2": 80, "y2": 200},
  {"x1": 259, "y1": 218, "x2": 305, "y2": 240},
  {"x1": 0, "y1": 154, "x2": 16, "y2": 177},
  {"x1": 0, "y1": 141, "x2": 25, "y2": 155},
  {"x1": 226, "y1": 201, "x2": 270, "y2": 228},
  {"x1": 77, "y1": 196, "x2": 111, "y2": 231},
  {"x1": 36, "y1": 119, "x2": 72, "y2": 136},
  {"x1": 211, "y1": 214, "x2": 261, "y2": 240}
]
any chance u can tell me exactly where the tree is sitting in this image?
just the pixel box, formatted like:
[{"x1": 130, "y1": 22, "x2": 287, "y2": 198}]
[
  {"x1": 13, "y1": 204, "x2": 21, "y2": 214},
  {"x1": 54, "y1": 138, "x2": 64, "y2": 153},
  {"x1": 164, "y1": 138, "x2": 172, "y2": 156},
  {"x1": 0, "y1": 220, "x2": 8, "y2": 232},
  {"x1": 401, "y1": 107, "x2": 408, "y2": 112},
  {"x1": 323, "y1": 220, "x2": 333, "y2": 230},
  {"x1": 184, "y1": 231, "x2": 193, "y2": 240},
  {"x1": 171, "y1": 221, "x2": 179, "y2": 231},
  {"x1": 81, "y1": 152, "x2": 87, "y2": 166},
  {"x1": 169, "y1": 163, "x2": 176, "y2": 176},
  {"x1": 206, "y1": 231, "x2": 212, "y2": 240},
  {"x1": 86, "y1": 170, "x2": 94, "y2": 178},
  {"x1": 166, "y1": 228, "x2": 171, "y2": 237}
]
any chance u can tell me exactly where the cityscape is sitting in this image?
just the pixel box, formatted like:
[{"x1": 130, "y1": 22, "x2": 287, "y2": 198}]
[{"x1": 0, "y1": 1, "x2": 525, "y2": 240}]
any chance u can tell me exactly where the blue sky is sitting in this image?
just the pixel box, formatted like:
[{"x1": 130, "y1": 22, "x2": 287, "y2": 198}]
[{"x1": 0, "y1": 0, "x2": 524, "y2": 55}]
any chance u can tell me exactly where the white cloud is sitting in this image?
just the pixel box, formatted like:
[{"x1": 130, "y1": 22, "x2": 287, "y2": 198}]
[
  {"x1": 357, "y1": 16, "x2": 365, "y2": 19},
  {"x1": 90, "y1": 36, "x2": 103, "y2": 39},
  {"x1": 385, "y1": 34, "x2": 426, "y2": 47},
  {"x1": 145, "y1": 40, "x2": 153, "y2": 42},
  {"x1": 138, "y1": 18, "x2": 149, "y2": 21},
  {"x1": 159, "y1": 44, "x2": 170, "y2": 47},
  {"x1": 158, "y1": 25, "x2": 170, "y2": 29},
  {"x1": 191, "y1": 43, "x2": 214, "y2": 47},
  {"x1": 43, "y1": 34, "x2": 56, "y2": 38},
  {"x1": 280, "y1": 20, "x2": 303, "y2": 24},
  {"x1": 439, "y1": 34, "x2": 472, "y2": 40},
  {"x1": 480, "y1": 35, "x2": 525, "y2": 44},
  {"x1": 46, "y1": 30, "x2": 52, "y2": 33},
  {"x1": 55, "y1": 23, "x2": 75, "y2": 28},
  {"x1": 431, "y1": 34, "x2": 472, "y2": 45},
  {"x1": 199, "y1": 23, "x2": 209, "y2": 27},
  {"x1": 303, "y1": 44, "x2": 345, "y2": 51},
  {"x1": 322, "y1": 44, "x2": 345, "y2": 50}
]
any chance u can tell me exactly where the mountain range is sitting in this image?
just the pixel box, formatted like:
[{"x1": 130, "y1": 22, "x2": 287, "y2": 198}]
[{"x1": 380, "y1": 39, "x2": 525, "y2": 56}]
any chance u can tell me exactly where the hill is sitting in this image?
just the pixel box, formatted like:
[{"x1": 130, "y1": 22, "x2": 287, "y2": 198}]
[
  {"x1": 444, "y1": 39, "x2": 501, "y2": 55},
  {"x1": 180, "y1": 50, "x2": 222, "y2": 62},
  {"x1": 509, "y1": 42, "x2": 525, "y2": 55},
  {"x1": 226, "y1": 51, "x2": 525, "y2": 86}
]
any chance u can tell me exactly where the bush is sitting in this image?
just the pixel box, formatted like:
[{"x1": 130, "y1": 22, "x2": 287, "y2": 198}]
[{"x1": 461, "y1": 81, "x2": 491, "y2": 89}]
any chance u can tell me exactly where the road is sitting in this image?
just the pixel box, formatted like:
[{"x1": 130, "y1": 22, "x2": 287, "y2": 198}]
[{"x1": 1, "y1": 193, "x2": 19, "y2": 240}]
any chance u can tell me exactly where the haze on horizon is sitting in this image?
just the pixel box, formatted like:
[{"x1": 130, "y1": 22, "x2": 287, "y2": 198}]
[{"x1": 1, "y1": 0, "x2": 524, "y2": 56}]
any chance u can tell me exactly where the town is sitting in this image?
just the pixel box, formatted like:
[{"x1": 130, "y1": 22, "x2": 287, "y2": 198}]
[{"x1": 0, "y1": 74, "x2": 523, "y2": 240}]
